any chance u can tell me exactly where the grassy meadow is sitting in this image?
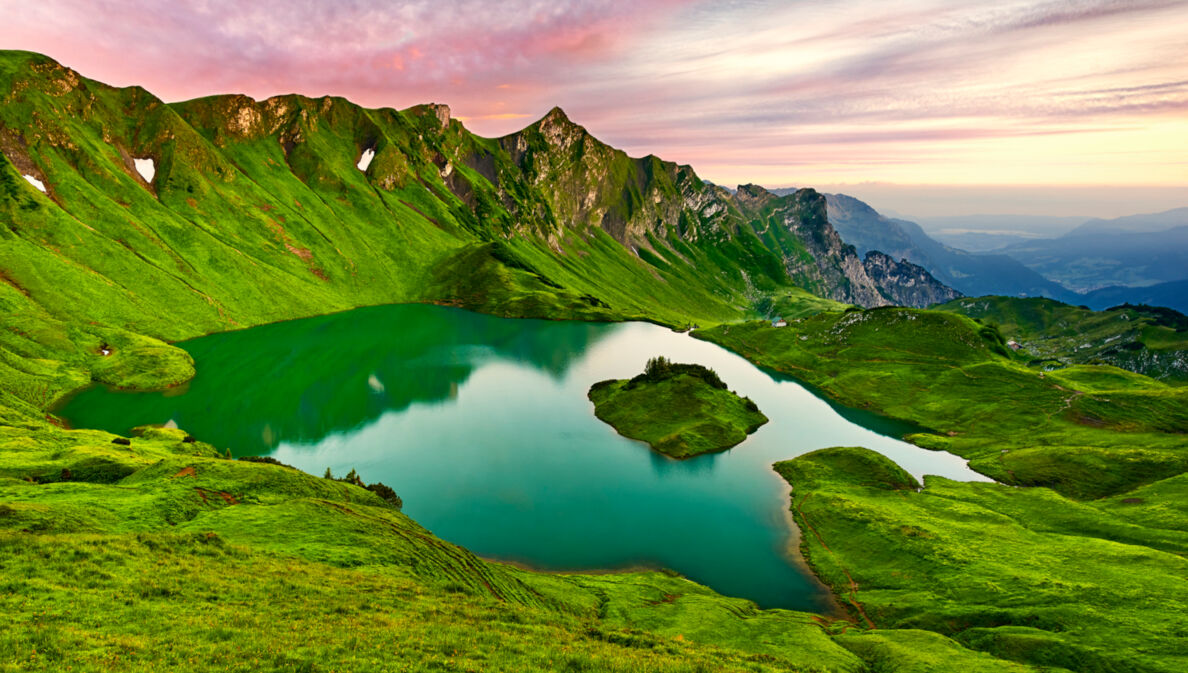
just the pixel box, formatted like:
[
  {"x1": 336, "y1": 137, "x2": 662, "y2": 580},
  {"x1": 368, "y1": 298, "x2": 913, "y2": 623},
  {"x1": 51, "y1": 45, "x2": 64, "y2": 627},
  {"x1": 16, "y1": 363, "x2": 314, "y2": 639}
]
[
  {"x1": 936, "y1": 296, "x2": 1188, "y2": 381},
  {"x1": 775, "y1": 447, "x2": 1188, "y2": 673}
]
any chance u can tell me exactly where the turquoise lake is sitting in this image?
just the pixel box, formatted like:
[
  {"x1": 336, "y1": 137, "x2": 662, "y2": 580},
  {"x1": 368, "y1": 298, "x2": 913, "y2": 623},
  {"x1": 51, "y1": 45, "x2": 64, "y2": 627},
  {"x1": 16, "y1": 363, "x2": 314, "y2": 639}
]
[{"x1": 59, "y1": 304, "x2": 988, "y2": 611}]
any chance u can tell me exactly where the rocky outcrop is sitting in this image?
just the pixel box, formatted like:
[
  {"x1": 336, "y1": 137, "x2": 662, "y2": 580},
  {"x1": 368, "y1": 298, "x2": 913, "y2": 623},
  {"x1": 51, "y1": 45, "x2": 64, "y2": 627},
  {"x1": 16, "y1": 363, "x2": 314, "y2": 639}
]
[
  {"x1": 725, "y1": 185, "x2": 887, "y2": 306},
  {"x1": 862, "y1": 251, "x2": 961, "y2": 307},
  {"x1": 496, "y1": 107, "x2": 736, "y2": 245}
]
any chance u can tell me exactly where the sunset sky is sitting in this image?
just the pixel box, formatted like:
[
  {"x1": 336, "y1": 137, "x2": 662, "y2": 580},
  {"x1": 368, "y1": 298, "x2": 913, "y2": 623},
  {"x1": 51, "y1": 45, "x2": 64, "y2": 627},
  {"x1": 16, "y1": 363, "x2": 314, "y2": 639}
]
[{"x1": 2, "y1": 0, "x2": 1185, "y2": 216}]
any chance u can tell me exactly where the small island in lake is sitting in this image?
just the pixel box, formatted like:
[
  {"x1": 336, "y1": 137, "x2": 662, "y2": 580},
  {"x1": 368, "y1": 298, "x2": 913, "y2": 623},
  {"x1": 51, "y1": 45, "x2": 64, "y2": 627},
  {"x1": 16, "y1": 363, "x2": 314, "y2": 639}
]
[{"x1": 588, "y1": 356, "x2": 768, "y2": 458}]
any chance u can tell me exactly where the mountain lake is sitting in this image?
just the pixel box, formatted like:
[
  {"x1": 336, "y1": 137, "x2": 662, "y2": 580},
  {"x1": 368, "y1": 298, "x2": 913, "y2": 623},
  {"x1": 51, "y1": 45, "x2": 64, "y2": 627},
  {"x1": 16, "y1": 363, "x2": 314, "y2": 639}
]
[{"x1": 59, "y1": 304, "x2": 990, "y2": 611}]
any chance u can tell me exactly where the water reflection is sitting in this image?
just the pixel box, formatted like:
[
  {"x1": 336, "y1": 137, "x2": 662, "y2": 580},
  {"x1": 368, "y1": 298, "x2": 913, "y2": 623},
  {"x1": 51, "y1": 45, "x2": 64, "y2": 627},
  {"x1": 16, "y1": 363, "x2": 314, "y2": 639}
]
[{"x1": 62, "y1": 305, "x2": 616, "y2": 452}]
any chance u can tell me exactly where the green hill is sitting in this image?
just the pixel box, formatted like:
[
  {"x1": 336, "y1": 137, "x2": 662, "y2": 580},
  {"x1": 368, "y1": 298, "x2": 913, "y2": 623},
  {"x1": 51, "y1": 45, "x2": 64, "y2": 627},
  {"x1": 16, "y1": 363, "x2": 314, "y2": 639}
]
[
  {"x1": 935, "y1": 296, "x2": 1188, "y2": 381},
  {"x1": 588, "y1": 357, "x2": 768, "y2": 458}
]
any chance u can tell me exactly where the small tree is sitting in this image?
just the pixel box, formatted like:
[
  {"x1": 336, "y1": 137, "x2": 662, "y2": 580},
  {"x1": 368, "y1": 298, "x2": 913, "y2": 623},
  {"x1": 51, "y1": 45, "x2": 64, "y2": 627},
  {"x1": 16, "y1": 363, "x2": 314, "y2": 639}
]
[
  {"x1": 366, "y1": 482, "x2": 403, "y2": 509},
  {"x1": 644, "y1": 356, "x2": 672, "y2": 379}
]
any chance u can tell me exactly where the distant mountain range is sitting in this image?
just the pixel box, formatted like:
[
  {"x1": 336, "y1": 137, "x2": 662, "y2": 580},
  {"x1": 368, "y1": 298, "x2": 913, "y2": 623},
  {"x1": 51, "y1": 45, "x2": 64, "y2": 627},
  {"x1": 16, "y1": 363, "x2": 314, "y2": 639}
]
[
  {"x1": 770, "y1": 190, "x2": 1079, "y2": 302},
  {"x1": 917, "y1": 209, "x2": 1188, "y2": 249},
  {"x1": 1000, "y1": 225, "x2": 1188, "y2": 292},
  {"x1": 918, "y1": 214, "x2": 1087, "y2": 250},
  {"x1": 1081, "y1": 279, "x2": 1188, "y2": 312},
  {"x1": 1068, "y1": 207, "x2": 1188, "y2": 236},
  {"x1": 772, "y1": 190, "x2": 1188, "y2": 313},
  {"x1": 997, "y1": 209, "x2": 1188, "y2": 292}
]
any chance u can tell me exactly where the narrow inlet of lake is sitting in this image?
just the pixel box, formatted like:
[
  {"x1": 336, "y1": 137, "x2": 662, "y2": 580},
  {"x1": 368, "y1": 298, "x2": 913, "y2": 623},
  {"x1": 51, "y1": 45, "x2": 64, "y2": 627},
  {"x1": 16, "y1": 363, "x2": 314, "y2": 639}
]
[{"x1": 60, "y1": 304, "x2": 988, "y2": 611}]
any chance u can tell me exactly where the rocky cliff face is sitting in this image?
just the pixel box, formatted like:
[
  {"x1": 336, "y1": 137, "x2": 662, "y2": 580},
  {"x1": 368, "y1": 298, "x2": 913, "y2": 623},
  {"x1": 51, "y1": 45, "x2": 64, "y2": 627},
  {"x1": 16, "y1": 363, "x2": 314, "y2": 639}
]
[
  {"x1": 496, "y1": 107, "x2": 736, "y2": 247},
  {"x1": 487, "y1": 110, "x2": 959, "y2": 308},
  {"x1": 738, "y1": 185, "x2": 889, "y2": 306},
  {"x1": 862, "y1": 251, "x2": 961, "y2": 307}
]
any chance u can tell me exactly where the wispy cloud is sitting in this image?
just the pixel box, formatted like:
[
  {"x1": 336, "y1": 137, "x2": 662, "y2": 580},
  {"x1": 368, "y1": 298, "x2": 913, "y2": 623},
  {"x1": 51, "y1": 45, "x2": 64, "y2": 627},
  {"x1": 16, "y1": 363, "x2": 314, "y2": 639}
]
[{"x1": 1, "y1": 0, "x2": 1185, "y2": 188}]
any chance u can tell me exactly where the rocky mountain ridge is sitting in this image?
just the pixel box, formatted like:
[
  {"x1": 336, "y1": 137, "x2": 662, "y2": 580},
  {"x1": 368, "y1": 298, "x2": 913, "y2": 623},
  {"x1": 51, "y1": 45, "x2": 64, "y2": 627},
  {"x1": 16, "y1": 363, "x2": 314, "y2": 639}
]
[{"x1": 0, "y1": 49, "x2": 957, "y2": 348}]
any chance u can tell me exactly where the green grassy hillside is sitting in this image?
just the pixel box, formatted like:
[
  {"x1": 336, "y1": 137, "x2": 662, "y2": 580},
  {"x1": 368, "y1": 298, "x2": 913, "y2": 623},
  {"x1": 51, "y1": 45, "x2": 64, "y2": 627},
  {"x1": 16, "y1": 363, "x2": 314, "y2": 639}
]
[
  {"x1": 776, "y1": 447, "x2": 1188, "y2": 673},
  {"x1": 2, "y1": 419, "x2": 1057, "y2": 673},
  {"x1": 936, "y1": 296, "x2": 1188, "y2": 381},
  {"x1": 696, "y1": 308, "x2": 1188, "y2": 499}
]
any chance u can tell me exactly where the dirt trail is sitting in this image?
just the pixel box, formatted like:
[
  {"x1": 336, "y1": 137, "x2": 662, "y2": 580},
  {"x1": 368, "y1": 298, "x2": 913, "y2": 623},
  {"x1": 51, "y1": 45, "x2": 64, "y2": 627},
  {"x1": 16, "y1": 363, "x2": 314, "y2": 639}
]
[
  {"x1": 794, "y1": 493, "x2": 876, "y2": 630},
  {"x1": 194, "y1": 487, "x2": 239, "y2": 505},
  {"x1": 1044, "y1": 390, "x2": 1085, "y2": 422}
]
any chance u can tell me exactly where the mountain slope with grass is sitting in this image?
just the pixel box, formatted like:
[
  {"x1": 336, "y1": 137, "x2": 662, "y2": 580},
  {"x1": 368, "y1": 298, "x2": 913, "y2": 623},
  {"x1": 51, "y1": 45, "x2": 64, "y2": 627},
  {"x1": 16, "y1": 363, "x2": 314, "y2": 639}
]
[
  {"x1": 935, "y1": 296, "x2": 1188, "y2": 381},
  {"x1": 0, "y1": 49, "x2": 958, "y2": 422},
  {"x1": 2, "y1": 48, "x2": 1183, "y2": 673},
  {"x1": 776, "y1": 447, "x2": 1188, "y2": 673}
]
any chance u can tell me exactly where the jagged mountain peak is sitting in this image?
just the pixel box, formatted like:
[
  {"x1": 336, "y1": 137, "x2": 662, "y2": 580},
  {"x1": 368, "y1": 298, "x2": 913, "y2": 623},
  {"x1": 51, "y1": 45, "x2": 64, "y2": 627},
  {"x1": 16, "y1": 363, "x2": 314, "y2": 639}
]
[
  {"x1": 406, "y1": 102, "x2": 452, "y2": 127},
  {"x1": 525, "y1": 105, "x2": 589, "y2": 147},
  {"x1": 540, "y1": 105, "x2": 576, "y2": 125},
  {"x1": 733, "y1": 183, "x2": 778, "y2": 210},
  {"x1": 494, "y1": 105, "x2": 593, "y2": 159}
]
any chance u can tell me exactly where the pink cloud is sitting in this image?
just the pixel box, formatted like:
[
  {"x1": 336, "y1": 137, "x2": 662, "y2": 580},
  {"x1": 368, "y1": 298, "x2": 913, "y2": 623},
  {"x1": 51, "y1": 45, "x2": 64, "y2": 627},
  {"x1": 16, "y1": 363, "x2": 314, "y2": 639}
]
[
  {"x1": 0, "y1": 0, "x2": 692, "y2": 121},
  {"x1": 0, "y1": 0, "x2": 1184, "y2": 189}
]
